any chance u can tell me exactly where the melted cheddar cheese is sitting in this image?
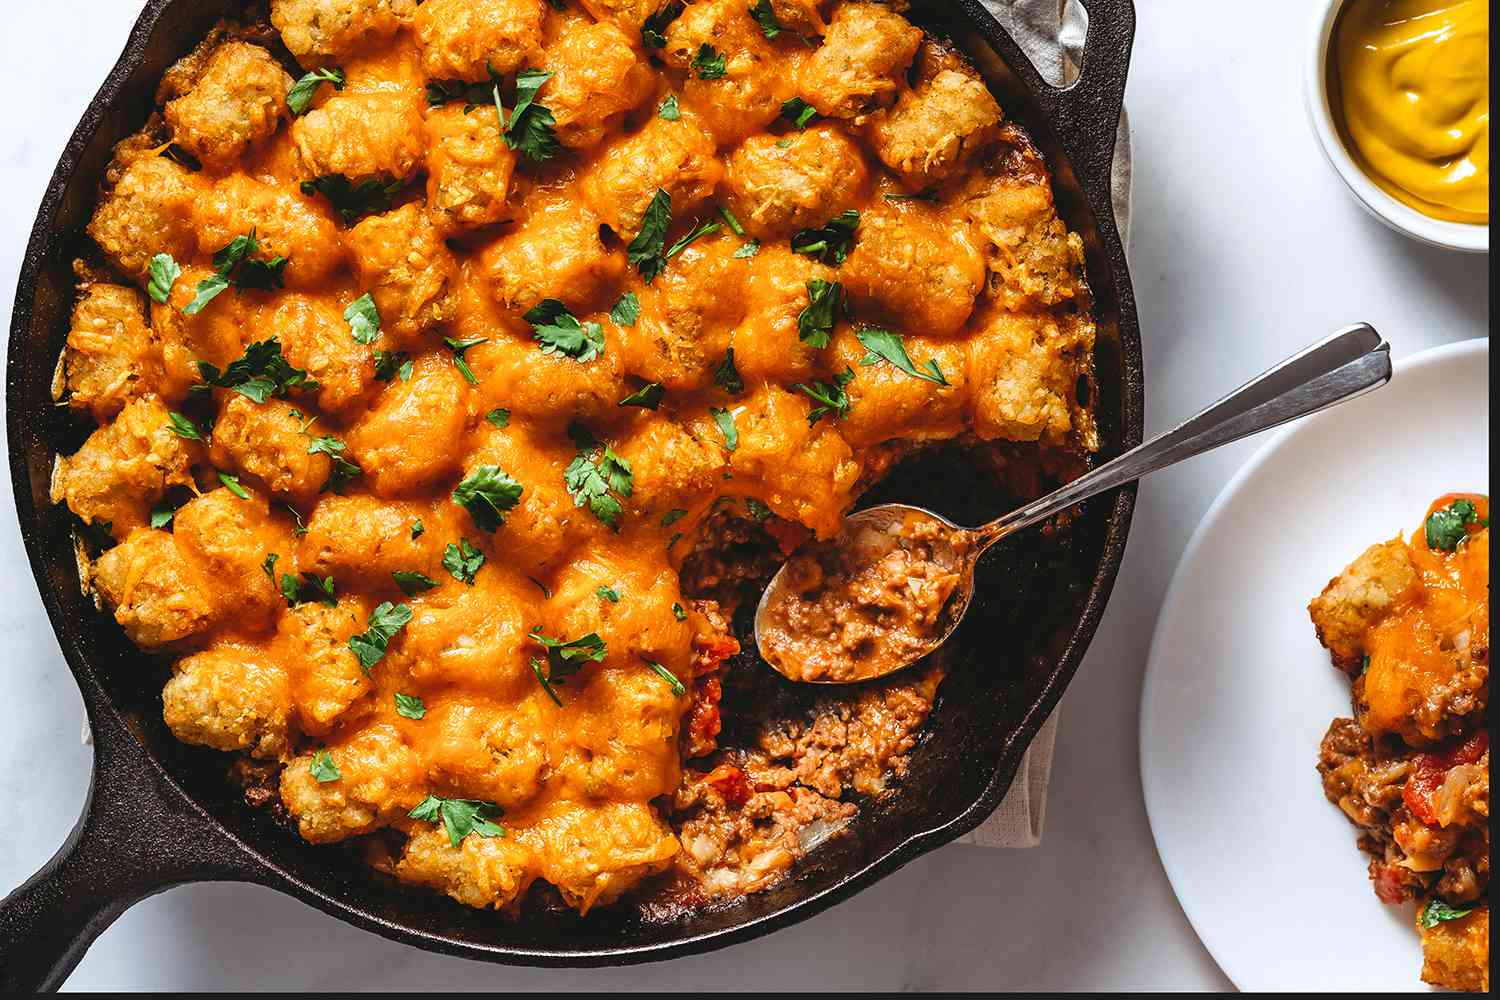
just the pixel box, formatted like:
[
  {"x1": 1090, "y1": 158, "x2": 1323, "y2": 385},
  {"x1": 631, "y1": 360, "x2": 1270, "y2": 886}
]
[{"x1": 50, "y1": 0, "x2": 1096, "y2": 914}]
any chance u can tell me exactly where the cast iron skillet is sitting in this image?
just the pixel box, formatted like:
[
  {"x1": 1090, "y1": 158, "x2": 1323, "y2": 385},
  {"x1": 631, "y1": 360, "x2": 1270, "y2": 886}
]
[{"x1": 2, "y1": 0, "x2": 1140, "y2": 988}]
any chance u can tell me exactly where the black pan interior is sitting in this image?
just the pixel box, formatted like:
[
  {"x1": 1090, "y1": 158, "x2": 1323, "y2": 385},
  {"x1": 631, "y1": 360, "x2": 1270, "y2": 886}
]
[{"x1": 6, "y1": 0, "x2": 1141, "y2": 964}]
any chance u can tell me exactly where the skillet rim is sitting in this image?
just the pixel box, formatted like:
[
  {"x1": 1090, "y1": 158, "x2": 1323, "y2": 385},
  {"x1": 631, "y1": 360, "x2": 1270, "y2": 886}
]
[{"x1": 4, "y1": 0, "x2": 1142, "y2": 970}]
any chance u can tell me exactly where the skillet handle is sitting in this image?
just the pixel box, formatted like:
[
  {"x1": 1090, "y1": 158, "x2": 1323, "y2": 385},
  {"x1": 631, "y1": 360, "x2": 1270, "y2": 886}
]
[{"x1": 0, "y1": 707, "x2": 263, "y2": 992}]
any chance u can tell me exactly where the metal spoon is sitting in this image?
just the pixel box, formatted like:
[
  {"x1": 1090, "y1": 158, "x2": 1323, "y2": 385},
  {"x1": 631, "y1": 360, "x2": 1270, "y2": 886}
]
[{"x1": 754, "y1": 324, "x2": 1393, "y2": 684}]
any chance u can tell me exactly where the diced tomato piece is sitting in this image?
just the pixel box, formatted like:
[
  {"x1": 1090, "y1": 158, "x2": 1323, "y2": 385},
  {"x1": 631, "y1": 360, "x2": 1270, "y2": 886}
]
[
  {"x1": 764, "y1": 518, "x2": 811, "y2": 555},
  {"x1": 1371, "y1": 861, "x2": 1417, "y2": 904},
  {"x1": 1402, "y1": 729, "x2": 1488, "y2": 826},
  {"x1": 704, "y1": 763, "x2": 751, "y2": 808}
]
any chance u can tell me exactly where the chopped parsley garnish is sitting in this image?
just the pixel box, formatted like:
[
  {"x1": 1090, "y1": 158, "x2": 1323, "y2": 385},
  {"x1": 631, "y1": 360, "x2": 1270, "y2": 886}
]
[
  {"x1": 627, "y1": 189, "x2": 672, "y2": 282},
  {"x1": 779, "y1": 96, "x2": 819, "y2": 129},
  {"x1": 300, "y1": 174, "x2": 402, "y2": 225},
  {"x1": 528, "y1": 628, "x2": 607, "y2": 705},
  {"x1": 610, "y1": 292, "x2": 641, "y2": 327},
  {"x1": 658, "y1": 94, "x2": 681, "y2": 120},
  {"x1": 287, "y1": 67, "x2": 345, "y2": 115},
  {"x1": 394, "y1": 692, "x2": 426, "y2": 720},
  {"x1": 618, "y1": 382, "x2": 665, "y2": 409},
  {"x1": 485, "y1": 407, "x2": 510, "y2": 428},
  {"x1": 564, "y1": 426, "x2": 633, "y2": 529},
  {"x1": 408, "y1": 794, "x2": 505, "y2": 847},
  {"x1": 672, "y1": 601, "x2": 687, "y2": 620},
  {"x1": 424, "y1": 78, "x2": 494, "y2": 108},
  {"x1": 500, "y1": 68, "x2": 560, "y2": 163},
  {"x1": 641, "y1": 0, "x2": 685, "y2": 49},
  {"x1": 306, "y1": 434, "x2": 362, "y2": 493},
  {"x1": 749, "y1": 0, "x2": 783, "y2": 39},
  {"x1": 149, "y1": 500, "x2": 178, "y2": 530},
  {"x1": 884, "y1": 189, "x2": 940, "y2": 203},
  {"x1": 184, "y1": 230, "x2": 287, "y2": 314},
  {"x1": 147, "y1": 253, "x2": 181, "y2": 304},
  {"x1": 709, "y1": 406, "x2": 738, "y2": 452},
  {"x1": 309, "y1": 750, "x2": 341, "y2": 782},
  {"x1": 393, "y1": 570, "x2": 439, "y2": 596},
  {"x1": 596, "y1": 585, "x2": 621, "y2": 603},
  {"x1": 797, "y1": 279, "x2": 844, "y2": 348},
  {"x1": 1424, "y1": 498, "x2": 1486, "y2": 551},
  {"x1": 665, "y1": 218, "x2": 721, "y2": 259},
  {"x1": 717, "y1": 205, "x2": 746, "y2": 236},
  {"x1": 373, "y1": 349, "x2": 413, "y2": 382},
  {"x1": 855, "y1": 327, "x2": 949, "y2": 385},
  {"x1": 1419, "y1": 898, "x2": 1475, "y2": 929},
  {"x1": 644, "y1": 657, "x2": 686, "y2": 697},
  {"x1": 262, "y1": 552, "x2": 279, "y2": 587},
  {"x1": 525, "y1": 299, "x2": 605, "y2": 362},
  {"x1": 197, "y1": 338, "x2": 317, "y2": 402},
  {"x1": 733, "y1": 239, "x2": 761, "y2": 258},
  {"x1": 159, "y1": 143, "x2": 201, "y2": 171},
  {"x1": 452, "y1": 465, "x2": 524, "y2": 532},
  {"x1": 691, "y1": 44, "x2": 727, "y2": 80},
  {"x1": 410, "y1": 519, "x2": 424, "y2": 539},
  {"x1": 442, "y1": 538, "x2": 485, "y2": 584},
  {"x1": 218, "y1": 471, "x2": 250, "y2": 499},
  {"x1": 166, "y1": 411, "x2": 202, "y2": 440},
  {"x1": 714, "y1": 347, "x2": 743, "y2": 395},
  {"x1": 796, "y1": 367, "x2": 855, "y2": 425},
  {"x1": 790, "y1": 210, "x2": 859, "y2": 265},
  {"x1": 348, "y1": 601, "x2": 412, "y2": 673},
  {"x1": 344, "y1": 293, "x2": 380, "y2": 344},
  {"x1": 661, "y1": 508, "x2": 687, "y2": 527},
  {"x1": 443, "y1": 336, "x2": 488, "y2": 385},
  {"x1": 746, "y1": 497, "x2": 771, "y2": 522},
  {"x1": 280, "y1": 571, "x2": 337, "y2": 608}
]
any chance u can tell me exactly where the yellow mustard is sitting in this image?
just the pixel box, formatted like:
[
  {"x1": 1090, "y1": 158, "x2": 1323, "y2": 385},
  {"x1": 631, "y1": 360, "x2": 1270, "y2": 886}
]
[{"x1": 1334, "y1": 0, "x2": 1489, "y2": 223}]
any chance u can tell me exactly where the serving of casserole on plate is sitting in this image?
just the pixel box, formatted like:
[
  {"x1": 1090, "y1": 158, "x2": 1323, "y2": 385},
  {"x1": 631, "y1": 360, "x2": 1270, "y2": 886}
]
[{"x1": 46, "y1": 0, "x2": 1102, "y2": 919}]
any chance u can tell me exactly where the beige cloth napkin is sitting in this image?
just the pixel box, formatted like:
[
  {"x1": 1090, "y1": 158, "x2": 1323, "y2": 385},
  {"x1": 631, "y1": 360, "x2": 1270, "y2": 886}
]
[{"x1": 955, "y1": 0, "x2": 1133, "y2": 849}]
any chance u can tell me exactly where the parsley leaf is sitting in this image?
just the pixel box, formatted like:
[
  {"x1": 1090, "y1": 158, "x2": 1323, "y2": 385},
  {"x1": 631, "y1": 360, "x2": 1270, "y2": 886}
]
[
  {"x1": 485, "y1": 407, "x2": 510, "y2": 428},
  {"x1": 597, "y1": 585, "x2": 621, "y2": 603},
  {"x1": 714, "y1": 347, "x2": 743, "y2": 394},
  {"x1": 644, "y1": 658, "x2": 686, "y2": 697},
  {"x1": 749, "y1": 0, "x2": 782, "y2": 39},
  {"x1": 309, "y1": 750, "x2": 341, "y2": 782},
  {"x1": 658, "y1": 94, "x2": 681, "y2": 120},
  {"x1": 147, "y1": 253, "x2": 181, "y2": 304},
  {"x1": 1425, "y1": 498, "x2": 1484, "y2": 551},
  {"x1": 665, "y1": 218, "x2": 721, "y2": 259},
  {"x1": 408, "y1": 794, "x2": 505, "y2": 847},
  {"x1": 661, "y1": 508, "x2": 687, "y2": 527},
  {"x1": 733, "y1": 239, "x2": 761, "y2": 259},
  {"x1": 709, "y1": 406, "x2": 738, "y2": 452},
  {"x1": 672, "y1": 601, "x2": 687, "y2": 620},
  {"x1": 884, "y1": 189, "x2": 940, "y2": 203},
  {"x1": 344, "y1": 293, "x2": 380, "y2": 344},
  {"x1": 627, "y1": 188, "x2": 672, "y2": 283},
  {"x1": 641, "y1": 0, "x2": 685, "y2": 49},
  {"x1": 717, "y1": 205, "x2": 745, "y2": 236},
  {"x1": 610, "y1": 291, "x2": 641, "y2": 327},
  {"x1": 149, "y1": 501, "x2": 178, "y2": 530},
  {"x1": 619, "y1": 382, "x2": 665, "y2": 409},
  {"x1": 348, "y1": 601, "x2": 412, "y2": 673},
  {"x1": 691, "y1": 44, "x2": 727, "y2": 80},
  {"x1": 1419, "y1": 898, "x2": 1475, "y2": 929},
  {"x1": 198, "y1": 338, "x2": 317, "y2": 402},
  {"x1": 524, "y1": 300, "x2": 605, "y2": 361},
  {"x1": 452, "y1": 466, "x2": 524, "y2": 532},
  {"x1": 394, "y1": 692, "x2": 426, "y2": 720},
  {"x1": 393, "y1": 570, "x2": 439, "y2": 596},
  {"x1": 528, "y1": 628, "x2": 607, "y2": 704},
  {"x1": 262, "y1": 552, "x2": 279, "y2": 587},
  {"x1": 184, "y1": 230, "x2": 285, "y2": 314},
  {"x1": 410, "y1": 519, "x2": 424, "y2": 539},
  {"x1": 305, "y1": 434, "x2": 362, "y2": 493},
  {"x1": 442, "y1": 538, "x2": 485, "y2": 584},
  {"x1": 443, "y1": 336, "x2": 488, "y2": 385},
  {"x1": 300, "y1": 174, "x2": 402, "y2": 225},
  {"x1": 746, "y1": 497, "x2": 772, "y2": 522},
  {"x1": 166, "y1": 411, "x2": 203, "y2": 440},
  {"x1": 779, "y1": 96, "x2": 818, "y2": 129},
  {"x1": 855, "y1": 327, "x2": 949, "y2": 385},
  {"x1": 425, "y1": 78, "x2": 493, "y2": 108},
  {"x1": 501, "y1": 68, "x2": 560, "y2": 162},
  {"x1": 798, "y1": 279, "x2": 844, "y2": 348},
  {"x1": 280, "y1": 571, "x2": 337, "y2": 608},
  {"x1": 564, "y1": 427, "x2": 633, "y2": 529},
  {"x1": 287, "y1": 67, "x2": 345, "y2": 115},
  {"x1": 795, "y1": 367, "x2": 855, "y2": 425},
  {"x1": 218, "y1": 471, "x2": 250, "y2": 499},
  {"x1": 373, "y1": 349, "x2": 413, "y2": 382},
  {"x1": 791, "y1": 209, "x2": 860, "y2": 265}
]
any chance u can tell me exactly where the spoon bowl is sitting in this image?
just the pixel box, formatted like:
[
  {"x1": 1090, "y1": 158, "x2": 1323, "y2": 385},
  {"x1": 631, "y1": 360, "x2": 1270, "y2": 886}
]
[{"x1": 754, "y1": 325, "x2": 1393, "y2": 684}]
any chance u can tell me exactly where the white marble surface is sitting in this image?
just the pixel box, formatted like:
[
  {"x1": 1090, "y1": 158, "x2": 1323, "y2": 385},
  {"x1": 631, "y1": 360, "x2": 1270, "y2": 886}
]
[{"x1": 0, "y1": 0, "x2": 1488, "y2": 991}]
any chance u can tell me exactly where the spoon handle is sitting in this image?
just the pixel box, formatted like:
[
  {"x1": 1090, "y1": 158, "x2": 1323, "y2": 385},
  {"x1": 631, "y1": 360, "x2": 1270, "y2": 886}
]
[{"x1": 970, "y1": 324, "x2": 1392, "y2": 549}]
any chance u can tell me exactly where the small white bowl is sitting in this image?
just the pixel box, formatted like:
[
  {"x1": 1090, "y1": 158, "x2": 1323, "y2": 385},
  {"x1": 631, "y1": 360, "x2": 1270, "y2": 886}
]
[{"x1": 1304, "y1": 0, "x2": 1489, "y2": 253}]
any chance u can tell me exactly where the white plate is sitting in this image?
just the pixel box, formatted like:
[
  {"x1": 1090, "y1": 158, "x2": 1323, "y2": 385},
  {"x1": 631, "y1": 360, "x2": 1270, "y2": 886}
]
[{"x1": 1140, "y1": 339, "x2": 1490, "y2": 992}]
